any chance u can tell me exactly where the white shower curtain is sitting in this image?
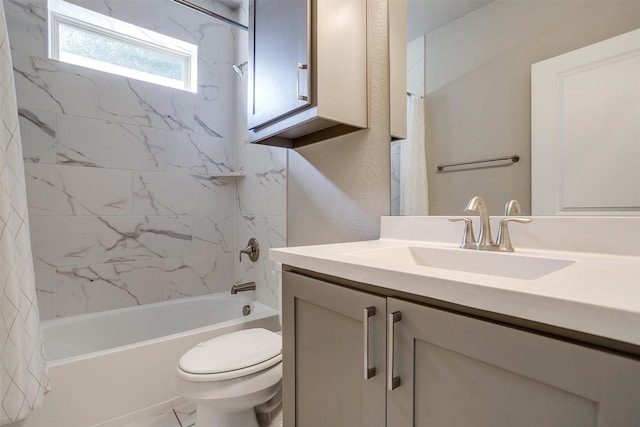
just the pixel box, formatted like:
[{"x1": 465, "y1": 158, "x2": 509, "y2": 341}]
[
  {"x1": 399, "y1": 94, "x2": 429, "y2": 215},
  {"x1": 0, "y1": 2, "x2": 50, "y2": 424}
]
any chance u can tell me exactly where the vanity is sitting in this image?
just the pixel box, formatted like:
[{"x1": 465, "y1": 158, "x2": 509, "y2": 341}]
[{"x1": 270, "y1": 216, "x2": 640, "y2": 426}]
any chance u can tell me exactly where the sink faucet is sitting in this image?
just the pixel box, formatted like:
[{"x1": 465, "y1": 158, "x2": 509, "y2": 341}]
[{"x1": 464, "y1": 196, "x2": 499, "y2": 251}]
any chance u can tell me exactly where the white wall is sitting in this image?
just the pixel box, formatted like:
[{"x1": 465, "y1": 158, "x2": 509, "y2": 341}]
[
  {"x1": 421, "y1": 0, "x2": 640, "y2": 215},
  {"x1": 287, "y1": 0, "x2": 390, "y2": 246}
]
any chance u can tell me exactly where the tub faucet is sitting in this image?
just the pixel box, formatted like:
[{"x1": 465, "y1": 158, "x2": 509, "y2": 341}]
[
  {"x1": 231, "y1": 282, "x2": 256, "y2": 294},
  {"x1": 464, "y1": 196, "x2": 499, "y2": 251}
]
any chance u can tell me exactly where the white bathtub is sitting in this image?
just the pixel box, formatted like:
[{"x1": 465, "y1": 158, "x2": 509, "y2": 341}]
[{"x1": 16, "y1": 293, "x2": 279, "y2": 427}]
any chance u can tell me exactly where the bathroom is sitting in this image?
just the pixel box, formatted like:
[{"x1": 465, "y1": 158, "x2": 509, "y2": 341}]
[{"x1": 0, "y1": 0, "x2": 638, "y2": 426}]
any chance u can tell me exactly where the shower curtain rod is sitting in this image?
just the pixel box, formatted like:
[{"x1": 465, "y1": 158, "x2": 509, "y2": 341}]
[
  {"x1": 407, "y1": 91, "x2": 424, "y2": 98},
  {"x1": 172, "y1": 0, "x2": 248, "y2": 30}
]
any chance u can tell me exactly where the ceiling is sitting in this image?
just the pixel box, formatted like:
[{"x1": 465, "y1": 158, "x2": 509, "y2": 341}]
[{"x1": 406, "y1": 0, "x2": 493, "y2": 41}]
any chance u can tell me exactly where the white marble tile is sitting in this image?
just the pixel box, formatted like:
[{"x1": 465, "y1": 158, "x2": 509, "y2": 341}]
[
  {"x1": 55, "y1": 260, "x2": 165, "y2": 317},
  {"x1": 237, "y1": 171, "x2": 287, "y2": 217},
  {"x1": 4, "y1": 0, "x2": 48, "y2": 58},
  {"x1": 56, "y1": 115, "x2": 166, "y2": 171},
  {"x1": 236, "y1": 215, "x2": 285, "y2": 310},
  {"x1": 192, "y1": 47, "x2": 235, "y2": 138},
  {"x1": 98, "y1": 74, "x2": 195, "y2": 132},
  {"x1": 29, "y1": 216, "x2": 99, "y2": 268},
  {"x1": 97, "y1": 215, "x2": 192, "y2": 262},
  {"x1": 237, "y1": 141, "x2": 287, "y2": 175},
  {"x1": 164, "y1": 131, "x2": 232, "y2": 175},
  {"x1": 187, "y1": 214, "x2": 233, "y2": 256},
  {"x1": 12, "y1": 49, "x2": 99, "y2": 117},
  {"x1": 215, "y1": 176, "x2": 236, "y2": 216},
  {"x1": 35, "y1": 268, "x2": 56, "y2": 320},
  {"x1": 121, "y1": 412, "x2": 180, "y2": 427},
  {"x1": 25, "y1": 163, "x2": 132, "y2": 215},
  {"x1": 132, "y1": 171, "x2": 218, "y2": 215},
  {"x1": 164, "y1": 254, "x2": 234, "y2": 300},
  {"x1": 165, "y1": 0, "x2": 235, "y2": 53},
  {"x1": 172, "y1": 401, "x2": 196, "y2": 427},
  {"x1": 18, "y1": 108, "x2": 56, "y2": 164},
  {"x1": 69, "y1": 0, "x2": 167, "y2": 33}
]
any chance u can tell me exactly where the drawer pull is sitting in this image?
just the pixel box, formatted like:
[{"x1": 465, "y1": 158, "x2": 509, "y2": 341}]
[
  {"x1": 364, "y1": 306, "x2": 376, "y2": 380},
  {"x1": 387, "y1": 311, "x2": 402, "y2": 391}
]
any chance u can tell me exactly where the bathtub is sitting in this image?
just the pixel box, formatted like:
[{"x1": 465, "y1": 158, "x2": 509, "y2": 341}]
[{"x1": 16, "y1": 293, "x2": 279, "y2": 427}]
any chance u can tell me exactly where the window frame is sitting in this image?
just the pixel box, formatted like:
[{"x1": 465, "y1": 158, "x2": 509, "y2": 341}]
[{"x1": 48, "y1": 0, "x2": 198, "y2": 93}]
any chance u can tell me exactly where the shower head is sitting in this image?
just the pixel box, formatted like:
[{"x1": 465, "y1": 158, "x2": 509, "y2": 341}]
[{"x1": 232, "y1": 61, "x2": 248, "y2": 76}]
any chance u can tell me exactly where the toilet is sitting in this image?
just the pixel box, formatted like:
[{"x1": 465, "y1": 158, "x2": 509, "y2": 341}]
[{"x1": 176, "y1": 328, "x2": 282, "y2": 427}]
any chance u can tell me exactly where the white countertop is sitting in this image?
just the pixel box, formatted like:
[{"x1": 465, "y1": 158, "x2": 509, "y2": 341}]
[{"x1": 270, "y1": 216, "x2": 640, "y2": 347}]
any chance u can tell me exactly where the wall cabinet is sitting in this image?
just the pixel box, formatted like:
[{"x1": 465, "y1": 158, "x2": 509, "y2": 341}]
[
  {"x1": 248, "y1": 0, "x2": 367, "y2": 148},
  {"x1": 283, "y1": 271, "x2": 640, "y2": 426}
]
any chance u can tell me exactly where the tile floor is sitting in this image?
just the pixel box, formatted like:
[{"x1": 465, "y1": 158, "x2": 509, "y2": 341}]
[{"x1": 122, "y1": 401, "x2": 283, "y2": 427}]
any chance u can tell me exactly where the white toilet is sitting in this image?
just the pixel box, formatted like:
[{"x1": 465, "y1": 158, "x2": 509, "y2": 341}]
[{"x1": 176, "y1": 328, "x2": 282, "y2": 427}]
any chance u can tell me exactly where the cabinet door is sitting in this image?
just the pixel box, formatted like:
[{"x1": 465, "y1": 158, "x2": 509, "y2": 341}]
[
  {"x1": 282, "y1": 272, "x2": 386, "y2": 427},
  {"x1": 248, "y1": 0, "x2": 310, "y2": 129},
  {"x1": 387, "y1": 298, "x2": 640, "y2": 427}
]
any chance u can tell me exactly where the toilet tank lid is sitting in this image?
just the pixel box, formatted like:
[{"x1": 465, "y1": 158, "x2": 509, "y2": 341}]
[{"x1": 178, "y1": 328, "x2": 282, "y2": 374}]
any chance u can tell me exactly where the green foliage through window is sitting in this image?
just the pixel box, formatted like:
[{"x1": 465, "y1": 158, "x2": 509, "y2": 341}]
[{"x1": 59, "y1": 22, "x2": 185, "y2": 82}]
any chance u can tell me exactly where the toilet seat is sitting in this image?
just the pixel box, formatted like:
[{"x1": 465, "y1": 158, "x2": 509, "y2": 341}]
[{"x1": 177, "y1": 328, "x2": 282, "y2": 382}]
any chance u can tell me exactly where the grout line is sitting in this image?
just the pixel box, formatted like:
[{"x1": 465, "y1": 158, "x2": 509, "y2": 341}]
[{"x1": 171, "y1": 408, "x2": 184, "y2": 427}]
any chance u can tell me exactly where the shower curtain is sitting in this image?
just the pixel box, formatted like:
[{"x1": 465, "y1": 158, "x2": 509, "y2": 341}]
[
  {"x1": 0, "y1": 1, "x2": 50, "y2": 424},
  {"x1": 399, "y1": 94, "x2": 429, "y2": 215}
]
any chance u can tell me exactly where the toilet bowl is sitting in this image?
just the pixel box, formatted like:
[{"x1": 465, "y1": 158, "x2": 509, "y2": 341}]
[{"x1": 176, "y1": 328, "x2": 282, "y2": 427}]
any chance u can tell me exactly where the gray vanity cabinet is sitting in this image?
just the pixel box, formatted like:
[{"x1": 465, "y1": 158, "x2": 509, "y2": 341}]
[
  {"x1": 284, "y1": 270, "x2": 640, "y2": 426},
  {"x1": 248, "y1": 0, "x2": 367, "y2": 148},
  {"x1": 388, "y1": 298, "x2": 640, "y2": 426},
  {"x1": 282, "y1": 272, "x2": 386, "y2": 427}
]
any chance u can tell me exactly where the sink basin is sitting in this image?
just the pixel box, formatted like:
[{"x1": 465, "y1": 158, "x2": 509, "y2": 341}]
[{"x1": 346, "y1": 246, "x2": 575, "y2": 280}]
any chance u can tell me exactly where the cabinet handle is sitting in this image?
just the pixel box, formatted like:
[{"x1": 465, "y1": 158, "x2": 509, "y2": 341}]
[
  {"x1": 363, "y1": 306, "x2": 376, "y2": 380},
  {"x1": 387, "y1": 311, "x2": 402, "y2": 391},
  {"x1": 297, "y1": 63, "x2": 308, "y2": 101}
]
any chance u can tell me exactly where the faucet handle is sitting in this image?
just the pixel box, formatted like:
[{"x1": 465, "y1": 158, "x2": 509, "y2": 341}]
[
  {"x1": 504, "y1": 199, "x2": 522, "y2": 216},
  {"x1": 239, "y1": 238, "x2": 260, "y2": 262},
  {"x1": 448, "y1": 217, "x2": 477, "y2": 249},
  {"x1": 497, "y1": 217, "x2": 532, "y2": 252}
]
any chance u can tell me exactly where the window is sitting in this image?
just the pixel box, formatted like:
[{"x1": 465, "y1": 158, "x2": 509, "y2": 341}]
[{"x1": 48, "y1": 0, "x2": 198, "y2": 92}]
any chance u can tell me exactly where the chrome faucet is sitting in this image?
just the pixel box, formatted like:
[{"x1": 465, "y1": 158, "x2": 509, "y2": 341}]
[
  {"x1": 231, "y1": 281, "x2": 256, "y2": 294},
  {"x1": 464, "y1": 196, "x2": 499, "y2": 251}
]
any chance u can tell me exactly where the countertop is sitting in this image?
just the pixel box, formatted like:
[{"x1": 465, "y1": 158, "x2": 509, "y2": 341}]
[{"x1": 270, "y1": 216, "x2": 640, "y2": 348}]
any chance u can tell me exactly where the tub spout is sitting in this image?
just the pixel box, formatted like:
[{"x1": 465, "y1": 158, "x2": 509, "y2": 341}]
[{"x1": 231, "y1": 282, "x2": 256, "y2": 294}]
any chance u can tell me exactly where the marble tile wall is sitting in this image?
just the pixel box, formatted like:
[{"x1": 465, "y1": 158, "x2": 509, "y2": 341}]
[
  {"x1": 5, "y1": 0, "x2": 288, "y2": 320},
  {"x1": 233, "y1": 10, "x2": 287, "y2": 312}
]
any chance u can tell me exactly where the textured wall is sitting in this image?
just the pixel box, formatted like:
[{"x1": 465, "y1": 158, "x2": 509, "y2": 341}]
[
  {"x1": 287, "y1": 0, "x2": 391, "y2": 246},
  {"x1": 6, "y1": 0, "x2": 285, "y2": 318}
]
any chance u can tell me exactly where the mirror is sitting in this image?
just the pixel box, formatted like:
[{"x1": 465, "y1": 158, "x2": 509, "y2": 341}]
[{"x1": 391, "y1": 0, "x2": 640, "y2": 216}]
